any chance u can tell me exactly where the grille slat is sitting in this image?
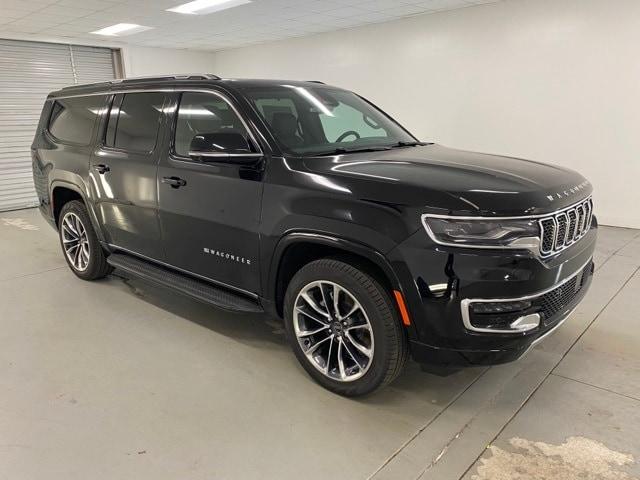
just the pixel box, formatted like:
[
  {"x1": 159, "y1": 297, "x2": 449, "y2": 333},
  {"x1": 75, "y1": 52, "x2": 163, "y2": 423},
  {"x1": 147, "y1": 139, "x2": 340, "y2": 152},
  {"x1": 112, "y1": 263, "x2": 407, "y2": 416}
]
[
  {"x1": 538, "y1": 197, "x2": 593, "y2": 257},
  {"x1": 567, "y1": 210, "x2": 578, "y2": 241},
  {"x1": 555, "y1": 213, "x2": 568, "y2": 249},
  {"x1": 540, "y1": 218, "x2": 556, "y2": 253},
  {"x1": 585, "y1": 201, "x2": 592, "y2": 233},
  {"x1": 575, "y1": 205, "x2": 585, "y2": 235}
]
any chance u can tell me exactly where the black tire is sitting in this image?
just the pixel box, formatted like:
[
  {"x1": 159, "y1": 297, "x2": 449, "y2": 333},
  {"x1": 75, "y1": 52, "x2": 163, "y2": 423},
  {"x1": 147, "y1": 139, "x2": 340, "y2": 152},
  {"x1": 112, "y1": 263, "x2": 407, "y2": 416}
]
[
  {"x1": 58, "y1": 200, "x2": 113, "y2": 280},
  {"x1": 284, "y1": 258, "x2": 408, "y2": 396}
]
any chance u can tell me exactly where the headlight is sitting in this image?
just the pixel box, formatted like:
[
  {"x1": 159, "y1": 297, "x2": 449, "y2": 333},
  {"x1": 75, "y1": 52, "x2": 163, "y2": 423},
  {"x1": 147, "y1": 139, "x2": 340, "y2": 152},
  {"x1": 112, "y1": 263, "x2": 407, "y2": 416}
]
[{"x1": 422, "y1": 216, "x2": 540, "y2": 248}]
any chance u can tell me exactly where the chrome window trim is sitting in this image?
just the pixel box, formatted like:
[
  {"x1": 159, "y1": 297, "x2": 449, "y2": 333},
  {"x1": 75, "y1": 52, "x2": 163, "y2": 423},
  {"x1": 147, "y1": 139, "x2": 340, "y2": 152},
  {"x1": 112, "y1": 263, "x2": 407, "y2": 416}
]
[
  {"x1": 421, "y1": 195, "x2": 593, "y2": 257},
  {"x1": 460, "y1": 257, "x2": 592, "y2": 334},
  {"x1": 187, "y1": 152, "x2": 262, "y2": 158}
]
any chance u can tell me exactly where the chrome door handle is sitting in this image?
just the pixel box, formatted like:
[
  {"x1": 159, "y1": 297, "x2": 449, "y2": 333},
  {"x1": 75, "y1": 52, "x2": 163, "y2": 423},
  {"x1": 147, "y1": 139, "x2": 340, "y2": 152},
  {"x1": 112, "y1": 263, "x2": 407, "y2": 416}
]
[{"x1": 162, "y1": 176, "x2": 187, "y2": 188}]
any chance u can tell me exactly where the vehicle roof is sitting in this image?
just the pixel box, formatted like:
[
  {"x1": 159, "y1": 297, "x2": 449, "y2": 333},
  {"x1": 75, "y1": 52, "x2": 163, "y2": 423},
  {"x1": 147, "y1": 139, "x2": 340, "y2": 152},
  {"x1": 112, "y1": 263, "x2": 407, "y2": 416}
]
[{"x1": 47, "y1": 74, "x2": 339, "y2": 99}]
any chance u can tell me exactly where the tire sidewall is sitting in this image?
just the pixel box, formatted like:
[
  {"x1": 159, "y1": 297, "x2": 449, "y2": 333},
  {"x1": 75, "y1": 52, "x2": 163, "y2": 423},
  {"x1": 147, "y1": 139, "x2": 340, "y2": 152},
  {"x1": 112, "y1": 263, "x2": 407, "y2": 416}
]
[{"x1": 284, "y1": 260, "x2": 399, "y2": 396}]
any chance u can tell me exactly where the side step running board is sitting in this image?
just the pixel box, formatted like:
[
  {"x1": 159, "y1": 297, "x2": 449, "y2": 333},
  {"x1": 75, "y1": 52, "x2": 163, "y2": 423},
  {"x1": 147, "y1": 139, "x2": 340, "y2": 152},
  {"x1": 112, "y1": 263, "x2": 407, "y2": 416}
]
[{"x1": 107, "y1": 253, "x2": 263, "y2": 313}]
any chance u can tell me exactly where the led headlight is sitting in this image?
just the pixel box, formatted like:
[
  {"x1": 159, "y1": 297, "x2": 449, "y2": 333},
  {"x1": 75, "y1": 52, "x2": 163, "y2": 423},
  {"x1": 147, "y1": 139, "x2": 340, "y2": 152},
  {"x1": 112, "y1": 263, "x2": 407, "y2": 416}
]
[{"x1": 422, "y1": 216, "x2": 540, "y2": 249}]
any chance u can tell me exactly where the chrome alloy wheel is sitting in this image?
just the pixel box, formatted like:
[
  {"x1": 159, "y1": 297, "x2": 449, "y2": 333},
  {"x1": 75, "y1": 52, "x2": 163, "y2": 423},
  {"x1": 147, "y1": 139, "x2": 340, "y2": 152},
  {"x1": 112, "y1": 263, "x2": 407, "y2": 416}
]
[
  {"x1": 61, "y1": 212, "x2": 90, "y2": 272},
  {"x1": 293, "y1": 281, "x2": 374, "y2": 382}
]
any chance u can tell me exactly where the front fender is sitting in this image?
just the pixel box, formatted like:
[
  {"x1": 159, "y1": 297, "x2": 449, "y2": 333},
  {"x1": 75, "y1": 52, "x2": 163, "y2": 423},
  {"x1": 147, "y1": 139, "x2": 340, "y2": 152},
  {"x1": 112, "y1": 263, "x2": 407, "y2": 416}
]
[
  {"x1": 267, "y1": 231, "x2": 402, "y2": 295},
  {"x1": 264, "y1": 230, "x2": 419, "y2": 340}
]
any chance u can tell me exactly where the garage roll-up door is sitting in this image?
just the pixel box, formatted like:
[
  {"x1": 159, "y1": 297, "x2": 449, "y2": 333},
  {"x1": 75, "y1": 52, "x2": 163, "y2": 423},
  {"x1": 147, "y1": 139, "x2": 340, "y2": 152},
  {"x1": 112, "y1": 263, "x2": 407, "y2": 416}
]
[{"x1": 0, "y1": 39, "x2": 117, "y2": 212}]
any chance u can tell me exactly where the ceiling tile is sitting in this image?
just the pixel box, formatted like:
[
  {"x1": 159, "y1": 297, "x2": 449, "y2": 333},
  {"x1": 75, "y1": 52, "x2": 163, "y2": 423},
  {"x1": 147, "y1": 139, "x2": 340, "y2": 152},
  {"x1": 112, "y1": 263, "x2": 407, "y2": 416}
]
[
  {"x1": 1, "y1": 0, "x2": 502, "y2": 51},
  {"x1": 37, "y1": 4, "x2": 99, "y2": 17}
]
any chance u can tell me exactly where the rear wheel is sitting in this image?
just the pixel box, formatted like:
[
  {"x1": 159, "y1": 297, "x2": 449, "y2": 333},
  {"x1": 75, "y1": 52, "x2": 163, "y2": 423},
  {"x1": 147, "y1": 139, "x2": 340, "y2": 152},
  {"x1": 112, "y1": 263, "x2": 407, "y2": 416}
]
[
  {"x1": 284, "y1": 258, "x2": 408, "y2": 396},
  {"x1": 59, "y1": 200, "x2": 112, "y2": 280}
]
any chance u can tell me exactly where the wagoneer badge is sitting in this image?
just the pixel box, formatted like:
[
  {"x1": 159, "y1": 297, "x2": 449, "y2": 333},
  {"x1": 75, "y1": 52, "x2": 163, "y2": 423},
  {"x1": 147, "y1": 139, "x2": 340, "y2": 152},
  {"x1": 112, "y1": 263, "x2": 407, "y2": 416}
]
[
  {"x1": 203, "y1": 248, "x2": 252, "y2": 265},
  {"x1": 546, "y1": 181, "x2": 590, "y2": 202}
]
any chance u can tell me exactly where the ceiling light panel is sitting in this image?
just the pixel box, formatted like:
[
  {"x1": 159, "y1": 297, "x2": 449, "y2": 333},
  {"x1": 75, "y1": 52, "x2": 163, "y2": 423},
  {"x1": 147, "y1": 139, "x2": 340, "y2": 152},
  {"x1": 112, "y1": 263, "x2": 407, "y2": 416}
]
[
  {"x1": 167, "y1": 0, "x2": 251, "y2": 15},
  {"x1": 91, "y1": 23, "x2": 153, "y2": 36}
]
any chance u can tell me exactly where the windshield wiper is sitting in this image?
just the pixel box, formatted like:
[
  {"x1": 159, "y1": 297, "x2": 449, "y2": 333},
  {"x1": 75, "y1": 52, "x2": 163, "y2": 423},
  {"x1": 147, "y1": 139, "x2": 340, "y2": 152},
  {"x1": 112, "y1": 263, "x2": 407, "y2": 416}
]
[
  {"x1": 391, "y1": 141, "x2": 428, "y2": 148},
  {"x1": 314, "y1": 146, "x2": 392, "y2": 156}
]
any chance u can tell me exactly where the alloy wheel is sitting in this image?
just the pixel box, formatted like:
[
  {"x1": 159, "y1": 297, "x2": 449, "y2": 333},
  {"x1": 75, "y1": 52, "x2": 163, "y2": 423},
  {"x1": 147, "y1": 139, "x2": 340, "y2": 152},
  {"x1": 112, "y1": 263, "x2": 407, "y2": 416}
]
[
  {"x1": 61, "y1": 212, "x2": 90, "y2": 272},
  {"x1": 293, "y1": 280, "x2": 374, "y2": 382}
]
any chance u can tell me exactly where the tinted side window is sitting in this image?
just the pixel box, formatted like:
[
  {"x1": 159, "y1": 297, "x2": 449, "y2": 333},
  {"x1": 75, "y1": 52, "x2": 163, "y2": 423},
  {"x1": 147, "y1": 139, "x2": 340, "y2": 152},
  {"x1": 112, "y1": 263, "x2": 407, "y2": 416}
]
[
  {"x1": 106, "y1": 92, "x2": 165, "y2": 152},
  {"x1": 49, "y1": 95, "x2": 108, "y2": 145},
  {"x1": 174, "y1": 92, "x2": 250, "y2": 157}
]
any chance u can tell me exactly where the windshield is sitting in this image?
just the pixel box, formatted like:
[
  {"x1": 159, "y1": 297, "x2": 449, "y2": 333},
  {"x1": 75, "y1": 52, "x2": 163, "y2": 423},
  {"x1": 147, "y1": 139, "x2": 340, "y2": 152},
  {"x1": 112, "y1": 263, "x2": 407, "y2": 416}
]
[{"x1": 243, "y1": 84, "x2": 417, "y2": 156}]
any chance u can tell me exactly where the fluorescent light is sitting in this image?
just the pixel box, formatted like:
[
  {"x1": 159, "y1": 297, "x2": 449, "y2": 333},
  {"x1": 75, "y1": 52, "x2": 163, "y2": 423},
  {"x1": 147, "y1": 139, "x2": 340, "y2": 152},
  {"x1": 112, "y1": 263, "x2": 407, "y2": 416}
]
[
  {"x1": 167, "y1": 0, "x2": 251, "y2": 15},
  {"x1": 91, "y1": 23, "x2": 152, "y2": 36}
]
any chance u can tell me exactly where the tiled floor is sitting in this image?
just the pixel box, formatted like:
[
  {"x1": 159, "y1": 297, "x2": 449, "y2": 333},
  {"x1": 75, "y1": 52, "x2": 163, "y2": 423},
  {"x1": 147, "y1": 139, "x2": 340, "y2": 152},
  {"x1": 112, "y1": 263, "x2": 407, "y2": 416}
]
[{"x1": 1, "y1": 208, "x2": 639, "y2": 479}]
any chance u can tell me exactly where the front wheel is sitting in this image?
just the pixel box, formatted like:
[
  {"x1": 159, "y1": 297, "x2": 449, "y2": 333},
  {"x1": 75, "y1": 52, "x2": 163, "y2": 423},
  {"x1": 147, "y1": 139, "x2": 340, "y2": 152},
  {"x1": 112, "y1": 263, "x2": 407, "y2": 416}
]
[{"x1": 283, "y1": 258, "x2": 408, "y2": 396}]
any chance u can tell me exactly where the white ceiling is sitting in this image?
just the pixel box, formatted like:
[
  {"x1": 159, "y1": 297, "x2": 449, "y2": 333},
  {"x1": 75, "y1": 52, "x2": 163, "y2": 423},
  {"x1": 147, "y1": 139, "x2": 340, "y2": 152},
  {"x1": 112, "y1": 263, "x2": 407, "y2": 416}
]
[{"x1": 0, "y1": 0, "x2": 501, "y2": 51}]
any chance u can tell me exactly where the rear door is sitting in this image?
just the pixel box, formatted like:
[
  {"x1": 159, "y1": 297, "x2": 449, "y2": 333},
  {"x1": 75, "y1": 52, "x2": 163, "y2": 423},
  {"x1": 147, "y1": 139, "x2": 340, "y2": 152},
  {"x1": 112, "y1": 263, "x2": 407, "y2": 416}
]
[
  {"x1": 157, "y1": 90, "x2": 265, "y2": 295},
  {"x1": 90, "y1": 91, "x2": 167, "y2": 260}
]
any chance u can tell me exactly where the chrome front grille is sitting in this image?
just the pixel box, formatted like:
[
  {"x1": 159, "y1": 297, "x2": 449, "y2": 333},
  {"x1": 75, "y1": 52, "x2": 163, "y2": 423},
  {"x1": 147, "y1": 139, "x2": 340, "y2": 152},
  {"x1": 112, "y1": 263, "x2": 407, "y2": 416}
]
[{"x1": 539, "y1": 197, "x2": 593, "y2": 256}]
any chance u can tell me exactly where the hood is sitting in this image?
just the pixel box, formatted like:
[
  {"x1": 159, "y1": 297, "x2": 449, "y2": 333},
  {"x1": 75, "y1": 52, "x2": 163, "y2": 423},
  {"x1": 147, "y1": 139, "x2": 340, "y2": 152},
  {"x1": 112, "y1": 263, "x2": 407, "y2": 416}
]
[{"x1": 298, "y1": 144, "x2": 592, "y2": 216}]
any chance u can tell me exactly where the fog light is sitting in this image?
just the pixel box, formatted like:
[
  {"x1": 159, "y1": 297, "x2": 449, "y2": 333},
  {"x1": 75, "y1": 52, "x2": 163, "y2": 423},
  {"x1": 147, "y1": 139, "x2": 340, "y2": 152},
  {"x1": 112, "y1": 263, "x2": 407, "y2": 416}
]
[
  {"x1": 470, "y1": 300, "x2": 532, "y2": 314},
  {"x1": 509, "y1": 313, "x2": 540, "y2": 331}
]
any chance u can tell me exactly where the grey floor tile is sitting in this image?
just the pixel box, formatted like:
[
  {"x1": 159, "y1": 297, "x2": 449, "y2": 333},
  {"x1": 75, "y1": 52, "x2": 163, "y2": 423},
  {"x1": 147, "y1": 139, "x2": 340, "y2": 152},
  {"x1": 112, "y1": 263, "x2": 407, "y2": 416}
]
[
  {"x1": 0, "y1": 208, "x2": 65, "y2": 281},
  {"x1": 462, "y1": 374, "x2": 640, "y2": 479},
  {"x1": 617, "y1": 234, "x2": 640, "y2": 262},
  {"x1": 2, "y1": 209, "x2": 639, "y2": 480},
  {"x1": 554, "y1": 268, "x2": 640, "y2": 400},
  {"x1": 0, "y1": 267, "x2": 479, "y2": 480},
  {"x1": 595, "y1": 225, "x2": 640, "y2": 260}
]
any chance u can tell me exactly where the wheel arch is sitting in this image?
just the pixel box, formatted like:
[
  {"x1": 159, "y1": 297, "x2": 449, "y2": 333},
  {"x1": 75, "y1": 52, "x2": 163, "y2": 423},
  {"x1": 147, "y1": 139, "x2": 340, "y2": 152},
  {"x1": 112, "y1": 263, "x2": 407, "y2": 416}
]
[
  {"x1": 50, "y1": 181, "x2": 106, "y2": 243},
  {"x1": 267, "y1": 232, "x2": 404, "y2": 320}
]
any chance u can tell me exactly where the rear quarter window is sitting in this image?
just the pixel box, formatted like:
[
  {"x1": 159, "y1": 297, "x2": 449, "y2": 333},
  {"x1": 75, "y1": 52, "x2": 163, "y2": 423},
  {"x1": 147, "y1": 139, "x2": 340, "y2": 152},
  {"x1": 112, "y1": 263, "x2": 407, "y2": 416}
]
[{"x1": 48, "y1": 95, "x2": 108, "y2": 145}]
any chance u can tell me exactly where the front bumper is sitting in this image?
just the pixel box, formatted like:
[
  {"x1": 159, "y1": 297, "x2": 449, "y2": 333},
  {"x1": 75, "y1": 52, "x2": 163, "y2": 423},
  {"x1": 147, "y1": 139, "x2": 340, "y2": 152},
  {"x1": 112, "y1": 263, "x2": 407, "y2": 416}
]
[{"x1": 388, "y1": 220, "x2": 597, "y2": 367}]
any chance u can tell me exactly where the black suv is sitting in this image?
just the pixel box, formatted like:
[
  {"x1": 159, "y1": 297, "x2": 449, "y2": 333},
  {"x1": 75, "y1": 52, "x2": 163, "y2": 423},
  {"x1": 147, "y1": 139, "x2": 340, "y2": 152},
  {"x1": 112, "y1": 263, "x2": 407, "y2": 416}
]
[{"x1": 32, "y1": 74, "x2": 596, "y2": 396}]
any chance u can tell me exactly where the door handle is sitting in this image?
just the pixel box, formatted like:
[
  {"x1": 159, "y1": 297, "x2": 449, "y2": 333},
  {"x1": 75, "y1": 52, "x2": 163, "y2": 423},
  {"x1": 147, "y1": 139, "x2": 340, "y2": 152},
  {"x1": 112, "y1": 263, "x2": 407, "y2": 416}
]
[
  {"x1": 162, "y1": 176, "x2": 187, "y2": 188},
  {"x1": 95, "y1": 164, "x2": 110, "y2": 174}
]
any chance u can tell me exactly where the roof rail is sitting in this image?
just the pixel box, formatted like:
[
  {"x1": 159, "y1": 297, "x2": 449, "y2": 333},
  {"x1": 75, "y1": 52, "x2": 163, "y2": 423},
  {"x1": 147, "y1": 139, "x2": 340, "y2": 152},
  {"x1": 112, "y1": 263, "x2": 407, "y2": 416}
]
[
  {"x1": 307, "y1": 80, "x2": 325, "y2": 84},
  {"x1": 59, "y1": 74, "x2": 221, "y2": 91},
  {"x1": 110, "y1": 73, "x2": 221, "y2": 84},
  {"x1": 60, "y1": 81, "x2": 112, "y2": 90}
]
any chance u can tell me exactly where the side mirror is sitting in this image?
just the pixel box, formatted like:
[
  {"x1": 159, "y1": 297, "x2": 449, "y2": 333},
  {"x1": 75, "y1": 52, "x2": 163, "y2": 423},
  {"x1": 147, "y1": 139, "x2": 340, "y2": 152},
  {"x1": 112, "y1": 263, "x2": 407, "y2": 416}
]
[{"x1": 189, "y1": 132, "x2": 262, "y2": 164}]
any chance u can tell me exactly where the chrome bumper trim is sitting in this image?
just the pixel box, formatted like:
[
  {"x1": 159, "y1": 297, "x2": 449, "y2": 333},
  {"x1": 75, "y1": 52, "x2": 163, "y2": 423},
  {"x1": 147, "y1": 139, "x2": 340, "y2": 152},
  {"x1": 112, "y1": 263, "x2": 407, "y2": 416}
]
[{"x1": 460, "y1": 257, "x2": 592, "y2": 334}]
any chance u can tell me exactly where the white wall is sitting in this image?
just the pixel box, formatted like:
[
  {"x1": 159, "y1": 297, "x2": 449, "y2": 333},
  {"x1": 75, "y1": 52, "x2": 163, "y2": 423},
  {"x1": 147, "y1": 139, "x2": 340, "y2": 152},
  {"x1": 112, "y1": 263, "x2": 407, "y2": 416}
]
[
  {"x1": 211, "y1": 0, "x2": 640, "y2": 229},
  {"x1": 122, "y1": 46, "x2": 216, "y2": 77}
]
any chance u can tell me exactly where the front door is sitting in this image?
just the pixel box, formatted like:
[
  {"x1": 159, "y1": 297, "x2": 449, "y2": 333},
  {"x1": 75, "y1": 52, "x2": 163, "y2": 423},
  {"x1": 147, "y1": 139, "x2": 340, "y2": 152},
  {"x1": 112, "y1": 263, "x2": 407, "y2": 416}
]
[
  {"x1": 157, "y1": 90, "x2": 265, "y2": 295},
  {"x1": 90, "y1": 91, "x2": 167, "y2": 260}
]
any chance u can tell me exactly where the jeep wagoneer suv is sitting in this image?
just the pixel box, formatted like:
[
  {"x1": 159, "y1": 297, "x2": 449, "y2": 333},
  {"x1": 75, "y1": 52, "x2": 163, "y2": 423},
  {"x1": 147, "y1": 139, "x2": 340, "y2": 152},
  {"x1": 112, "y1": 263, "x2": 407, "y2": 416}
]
[{"x1": 32, "y1": 74, "x2": 596, "y2": 396}]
